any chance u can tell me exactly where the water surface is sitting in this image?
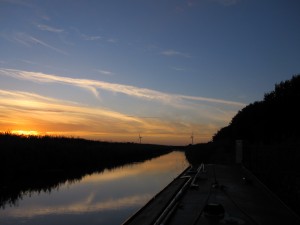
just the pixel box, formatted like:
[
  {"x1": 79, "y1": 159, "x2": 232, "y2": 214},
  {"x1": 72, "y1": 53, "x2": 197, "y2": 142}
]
[{"x1": 0, "y1": 151, "x2": 188, "y2": 225}]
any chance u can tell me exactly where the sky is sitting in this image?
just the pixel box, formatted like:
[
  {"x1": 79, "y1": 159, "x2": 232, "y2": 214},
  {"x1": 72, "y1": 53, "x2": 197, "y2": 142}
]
[{"x1": 0, "y1": 0, "x2": 300, "y2": 145}]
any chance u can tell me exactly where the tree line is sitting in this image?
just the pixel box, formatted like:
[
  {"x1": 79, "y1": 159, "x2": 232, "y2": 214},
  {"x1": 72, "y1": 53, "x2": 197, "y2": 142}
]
[{"x1": 213, "y1": 74, "x2": 300, "y2": 144}]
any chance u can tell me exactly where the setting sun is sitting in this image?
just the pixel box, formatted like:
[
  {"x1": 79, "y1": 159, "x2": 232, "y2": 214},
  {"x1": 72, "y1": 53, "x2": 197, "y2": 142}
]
[{"x1": 11, "y1": 130, "x2": 39, "y2": 136}]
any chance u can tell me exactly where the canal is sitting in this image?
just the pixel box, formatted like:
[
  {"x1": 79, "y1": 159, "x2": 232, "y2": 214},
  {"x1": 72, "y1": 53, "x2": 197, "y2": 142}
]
[{"x1": 0, "y1": 151, "x2": 188, "y2": 225}]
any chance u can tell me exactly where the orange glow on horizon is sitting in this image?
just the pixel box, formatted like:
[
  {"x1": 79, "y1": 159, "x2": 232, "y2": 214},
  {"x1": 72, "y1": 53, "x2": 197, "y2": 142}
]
[
  {"x1": 0, "y1": 129, "x2": 214, "y2": 145},
  {"x1": 0, "y1": 89, "x2": 223, "y2": 145},
  {"x1": 11, "y1": 130, "x2": 40, "y2": 136}
]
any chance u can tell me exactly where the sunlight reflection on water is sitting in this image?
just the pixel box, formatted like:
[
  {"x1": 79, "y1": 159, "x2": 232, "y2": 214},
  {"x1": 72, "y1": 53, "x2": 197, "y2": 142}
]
[{"x1": 0, "y1": 151, "x2": 189, "y2": 225}]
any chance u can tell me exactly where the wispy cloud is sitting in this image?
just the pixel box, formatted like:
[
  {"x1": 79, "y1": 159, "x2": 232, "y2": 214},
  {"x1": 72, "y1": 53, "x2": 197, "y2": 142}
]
[
  {"x1": 161, "y1": 49, "x2": 191, "y2": 58},
  {"x1": 0, "y1": 68, "x2": 244, "y2": 144},
  {"x1": 81, "y1": 34, "x2": 102, "y2": 41},
  {"x1": 178, "y1": 94, "x2": 244, "y2": 106},
  {"x1": 107, "y1": 38, "x2": 118, "y2": 43},
  {"x1": 0, "y1": 68, "x2": 246, "y2": 107},
  {"x1": 0, "y1": 89, "x2": 140, "y2": 122},
  {"x1": 0, "y1": 89, "x2": 209, "y2": 144},
  {"x1": 71, "y1": 27, "x2": 118, "y2": 43},
  {"x1": 20, "y1": 59, "x2": 38, "y2": 65},
  {"x1": 72, "y1": 28, "x2": 102, "y2": 41},
  {"x1": 0, "y1": 89, "x2": 144, "y2": 131},
  {"x1": 36, "y1": 24, "x2": 64, "y2": 33},
  {"x1": 95, "y1": 69, "x2": 114, "y2": 76},
  {"x1": 12, "y1": 32, "x2": 68, "y2": 55}
]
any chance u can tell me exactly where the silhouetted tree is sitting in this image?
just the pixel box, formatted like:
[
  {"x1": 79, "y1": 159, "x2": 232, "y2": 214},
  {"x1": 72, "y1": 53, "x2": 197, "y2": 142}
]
[{"x1": 213, "y1": 74, "x2": 300, "y2": 144}]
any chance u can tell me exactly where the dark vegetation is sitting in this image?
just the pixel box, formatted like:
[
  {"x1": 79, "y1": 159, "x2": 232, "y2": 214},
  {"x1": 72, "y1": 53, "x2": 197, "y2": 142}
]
[
  {"x1": 213, "y1": 75, "x2": 300, "y2": 143},
  {"x1": 0, "y1": 133, "x2": 172, "y2": 208},
  {"x1": 185, "y1": 74, "x2": 300, "y2": 215}
]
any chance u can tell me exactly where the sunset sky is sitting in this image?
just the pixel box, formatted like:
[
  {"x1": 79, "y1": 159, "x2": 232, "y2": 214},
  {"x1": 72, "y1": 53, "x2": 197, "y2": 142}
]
[{"x1": 1, "y1": 0, "x2": 300, "y2": 145}]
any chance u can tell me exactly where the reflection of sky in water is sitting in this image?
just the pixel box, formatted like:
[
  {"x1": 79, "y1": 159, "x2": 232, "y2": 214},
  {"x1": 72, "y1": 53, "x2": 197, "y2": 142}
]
[{"x1": 0, "y1": 151, "x2": 188, "y2": 225}]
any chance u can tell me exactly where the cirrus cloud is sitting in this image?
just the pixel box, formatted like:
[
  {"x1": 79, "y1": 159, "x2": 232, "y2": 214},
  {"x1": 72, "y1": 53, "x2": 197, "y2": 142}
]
[
  {"x1": 0, "y1": 68, "x2": 245, "y2": 107},
  {"x1": 36, "y1": 24, "x2": 64, "y2": 33},
  {"x1": 160, "y1": 49, "x2": 191, "y2": 58}
]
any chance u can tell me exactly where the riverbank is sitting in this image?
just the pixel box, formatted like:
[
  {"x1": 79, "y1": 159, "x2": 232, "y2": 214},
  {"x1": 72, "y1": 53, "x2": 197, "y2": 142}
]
[
  {"x1": 0, "y1": 151, "x2": 188, "y2": 225},
  {"x1": 0, "y1": 133, "x2": 172, "y2": 208}
]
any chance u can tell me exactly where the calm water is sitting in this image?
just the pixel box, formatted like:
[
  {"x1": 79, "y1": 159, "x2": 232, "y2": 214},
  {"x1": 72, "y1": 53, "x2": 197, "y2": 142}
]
[{"x1": 0, "y1": 151, "x2": 188, "y2": 225}]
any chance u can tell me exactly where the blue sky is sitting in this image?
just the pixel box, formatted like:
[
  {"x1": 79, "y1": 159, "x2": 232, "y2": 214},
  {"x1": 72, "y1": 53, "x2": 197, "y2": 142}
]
[{"x1": 1, "y1": 0, "x2": 300, "y2": 145}]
